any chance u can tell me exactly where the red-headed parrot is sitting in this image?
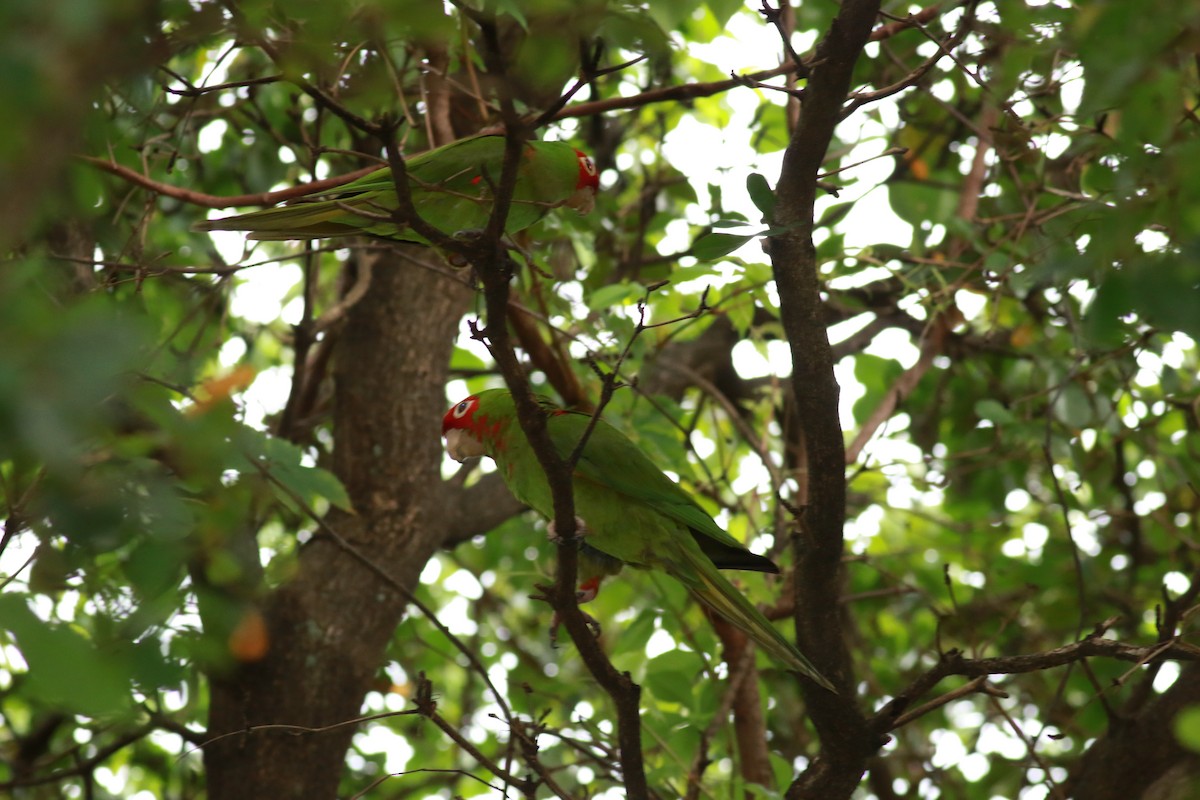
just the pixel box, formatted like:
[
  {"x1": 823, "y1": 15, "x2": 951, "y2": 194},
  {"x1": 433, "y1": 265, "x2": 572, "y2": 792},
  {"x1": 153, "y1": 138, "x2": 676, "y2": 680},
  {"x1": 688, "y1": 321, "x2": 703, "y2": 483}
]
[
  {"x1": 196, "y1": 135, "x2": 598, "y2": 242},
  {"x1": 442, "y1": 389, "x2": 835, "y2": 690}
]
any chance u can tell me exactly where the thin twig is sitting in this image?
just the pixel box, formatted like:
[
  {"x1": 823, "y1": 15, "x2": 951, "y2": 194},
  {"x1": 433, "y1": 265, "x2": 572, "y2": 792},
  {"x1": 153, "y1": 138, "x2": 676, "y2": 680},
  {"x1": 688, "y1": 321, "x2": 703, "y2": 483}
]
[{"x1": 80, "y1": 155, "x2": 377, "y2": 210}]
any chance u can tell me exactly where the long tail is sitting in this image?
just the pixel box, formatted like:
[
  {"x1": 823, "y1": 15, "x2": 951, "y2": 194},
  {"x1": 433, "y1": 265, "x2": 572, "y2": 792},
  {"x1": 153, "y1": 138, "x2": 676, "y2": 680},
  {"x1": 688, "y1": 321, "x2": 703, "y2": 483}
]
[
  {"x1": 195, "y1": 196, "x2": 389, "y2": 241},
  {"x1": 670, "y1": 541, "x2": 836, "y2": 692}
]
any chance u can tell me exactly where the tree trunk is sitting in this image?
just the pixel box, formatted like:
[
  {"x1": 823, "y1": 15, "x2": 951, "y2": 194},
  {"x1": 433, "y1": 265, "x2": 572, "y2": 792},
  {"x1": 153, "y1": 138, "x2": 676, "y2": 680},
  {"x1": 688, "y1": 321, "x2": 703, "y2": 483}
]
[
  {"x1": 204, "y1": 248, "x2": 470, "y2": 799},
  {"x1": 1065, "y1": 665, "x2": 1200, "y2": 800}
]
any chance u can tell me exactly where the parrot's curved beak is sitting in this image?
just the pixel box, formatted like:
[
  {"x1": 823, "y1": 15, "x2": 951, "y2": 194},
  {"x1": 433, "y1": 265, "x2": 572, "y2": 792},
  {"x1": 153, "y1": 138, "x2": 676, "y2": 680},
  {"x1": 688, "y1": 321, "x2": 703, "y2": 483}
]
[
  {"x1": 565, "y1": 186, "x2": 596, "y2": 215},
  {"x1": 445, "y1": 428, "x2": 487, "y2": 462}
]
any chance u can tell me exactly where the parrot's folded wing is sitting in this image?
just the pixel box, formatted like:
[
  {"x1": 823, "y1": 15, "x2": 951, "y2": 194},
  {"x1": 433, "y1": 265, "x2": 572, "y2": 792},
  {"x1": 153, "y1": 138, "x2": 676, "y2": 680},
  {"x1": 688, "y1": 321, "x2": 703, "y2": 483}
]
[{"x1": 548, "y1": 411, "x2": 778, "y2": 572}]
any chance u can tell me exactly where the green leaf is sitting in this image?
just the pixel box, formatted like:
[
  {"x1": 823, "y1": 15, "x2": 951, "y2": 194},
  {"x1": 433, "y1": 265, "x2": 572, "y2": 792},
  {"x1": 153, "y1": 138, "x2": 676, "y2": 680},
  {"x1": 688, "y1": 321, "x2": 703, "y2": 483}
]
[
  {"x1": 124, "y1": 538, "x2": 187, "y2": 599},
  {"x1": 816, "y1": 201, "x2": 854, "y2": 229},
  {"x1": 598, "y1": 7, "x2": 672, "y2": 61},
  {"x1": 975, "y1": 399, "x2": 1014, "y2": 425},
  {"x1": 644, "y1": 649, "x2": 705, "y2": 707},
  {"x1": 487, "y1": 0, "x2": 528, "y2": 28},
  {"x1": 706, "y1": 0, "x2": 742, "y2": 30},
  {"x1": 746, "y1": 172, "x2": 776, "y2": 220},
  {"x1": 450, "y1": 345, "x2": 488, "y2": 371},
  {"x1": 888, "y1": 181, "x2": 959, "y2": 227},
  {"x1": 609, "y1": 608, "x2": 656, "y2": 657},
  {"x1": 586, "y1": 282, "x2": 641, "y2": 311},
  {"x1": 245, "y1": 436, "x2": 353, "y2": 512},
  {"x1": 693, "y1": 232, "x2": 757, "y2": 260},
  {"x1": 727, "y1": 297, "x2": 755, "y2": 335},
  {"x1": 1052, "y1": 382, "x2": 1093, "y2": 429},
  {"x1": 1175, "y1": 705, "x2": 1200, "y2": 753},
  {"x1": 0, "y1": 595, "x2": 132, "y2": 716},
  {"x1": 745, "y1": 783, "x2": 785, "y2": 799}
]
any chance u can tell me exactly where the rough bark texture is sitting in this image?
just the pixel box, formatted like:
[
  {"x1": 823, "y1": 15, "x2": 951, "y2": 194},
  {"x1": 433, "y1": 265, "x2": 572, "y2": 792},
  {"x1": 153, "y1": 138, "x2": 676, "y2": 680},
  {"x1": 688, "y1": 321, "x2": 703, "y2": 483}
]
[
  {"x1": 204, "y1": 249, "x2": 470, "y2": 799},
  {"x1": 771, "y1": 1, "x2": 881, "y2": 797},
  {"x1": 1065, "y1": 664, "x2": 1200, "y2": 800},
  {"x1": 712, "y1": 617, "x2": 774, "y2": 791}
]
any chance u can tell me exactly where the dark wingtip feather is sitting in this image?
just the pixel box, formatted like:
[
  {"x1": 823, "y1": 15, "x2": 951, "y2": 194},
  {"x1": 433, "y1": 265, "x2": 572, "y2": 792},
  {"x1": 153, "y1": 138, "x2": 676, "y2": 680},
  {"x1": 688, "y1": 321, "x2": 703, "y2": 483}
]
[{"x1": 694, "y1": 535, "x2": 780, "y2": 573}]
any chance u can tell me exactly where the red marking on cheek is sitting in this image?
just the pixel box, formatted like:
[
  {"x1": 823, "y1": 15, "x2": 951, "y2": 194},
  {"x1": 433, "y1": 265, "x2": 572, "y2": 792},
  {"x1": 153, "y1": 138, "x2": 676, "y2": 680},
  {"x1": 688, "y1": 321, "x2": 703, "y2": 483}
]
[
  {"x1": 550, "y1": 409, "x2": 568, "y2": 417},
  {"x1": 472, "y1": 414, "x2": 506, "y2": 452},
  {"x1": 471, "y1": 175, "x2": 482, "y2": 185}
]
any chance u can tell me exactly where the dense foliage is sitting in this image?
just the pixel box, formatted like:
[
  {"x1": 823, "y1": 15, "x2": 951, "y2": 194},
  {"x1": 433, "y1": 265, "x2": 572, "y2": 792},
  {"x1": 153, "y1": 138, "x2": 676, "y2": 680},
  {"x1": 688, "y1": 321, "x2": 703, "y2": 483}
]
[{"x1": 2, "y1": 0, "x2": 1199, "y2": 798}]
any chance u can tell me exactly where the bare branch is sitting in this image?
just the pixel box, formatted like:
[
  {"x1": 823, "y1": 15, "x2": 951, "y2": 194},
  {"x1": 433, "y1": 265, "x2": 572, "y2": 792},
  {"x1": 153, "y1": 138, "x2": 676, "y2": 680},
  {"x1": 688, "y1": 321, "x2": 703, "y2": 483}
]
[
  {"x1": 871, "y1": 634, "x2": 1200, "y2": 734},
  {"x1": 80, "y1": 155, "x2": 378, "y2": 210}
]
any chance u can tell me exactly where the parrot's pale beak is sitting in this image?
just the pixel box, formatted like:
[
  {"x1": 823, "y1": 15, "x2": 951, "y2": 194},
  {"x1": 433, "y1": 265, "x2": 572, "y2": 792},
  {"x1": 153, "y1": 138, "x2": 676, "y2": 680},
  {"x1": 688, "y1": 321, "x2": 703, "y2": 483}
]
[
  {"x1": 445, "y1": 429, "x2": 487, "y2": 462},
  {"x1": 565, "y1": 186, "x2": 596, "y2": 215}
]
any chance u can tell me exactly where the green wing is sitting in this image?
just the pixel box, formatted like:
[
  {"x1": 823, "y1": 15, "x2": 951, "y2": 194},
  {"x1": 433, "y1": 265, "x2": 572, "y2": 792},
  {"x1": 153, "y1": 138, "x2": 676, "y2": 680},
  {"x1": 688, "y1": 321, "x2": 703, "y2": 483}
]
[
  {"x1": 197, "y1": 136, "x2": 581, "y2": 242},
  {"x1": 479, "y1": 391, "x2": 831, "y2": 686},
  {"x1": 545, "y1": 408, "x2": 778, "y2": 572}
]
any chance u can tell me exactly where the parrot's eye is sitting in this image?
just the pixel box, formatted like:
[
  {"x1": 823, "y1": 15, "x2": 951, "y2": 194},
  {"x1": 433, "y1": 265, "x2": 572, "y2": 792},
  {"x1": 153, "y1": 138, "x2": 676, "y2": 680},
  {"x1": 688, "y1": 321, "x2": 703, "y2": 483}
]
[
  {"x1": 580, "y1": 156, "x2": 597, "y2": 176},
  {"x1": 451, "y1": 399, "x2": 473, "y2": 419}
]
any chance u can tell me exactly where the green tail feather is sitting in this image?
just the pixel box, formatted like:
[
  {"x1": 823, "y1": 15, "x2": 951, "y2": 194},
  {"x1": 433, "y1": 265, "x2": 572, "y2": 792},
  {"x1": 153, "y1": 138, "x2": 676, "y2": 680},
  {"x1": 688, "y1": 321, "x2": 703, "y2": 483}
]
[
  {"x1": 195, "y1": 197, "x2": 383, "y2": 240},
  {"x1": 674, "y1": 543, "x2": 836, "y2": 692}
]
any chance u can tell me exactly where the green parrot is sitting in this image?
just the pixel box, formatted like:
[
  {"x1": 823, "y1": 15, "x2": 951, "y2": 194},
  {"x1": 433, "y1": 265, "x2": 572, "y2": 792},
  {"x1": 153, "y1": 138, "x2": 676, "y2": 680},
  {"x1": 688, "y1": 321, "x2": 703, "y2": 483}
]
[
  {"x1": 442, "y1": 389, "x2": 835, "y2": 691},
  {"x1": 196, "y1": 135, "x2": 599, "y2": 242}
]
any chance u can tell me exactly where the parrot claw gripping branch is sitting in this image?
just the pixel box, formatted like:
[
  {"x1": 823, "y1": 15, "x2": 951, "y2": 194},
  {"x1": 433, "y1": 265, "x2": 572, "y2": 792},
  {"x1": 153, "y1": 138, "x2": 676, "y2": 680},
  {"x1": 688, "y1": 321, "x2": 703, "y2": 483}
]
[{"x1": 443, "y1": 389, "x2": 837, "y2": 692}]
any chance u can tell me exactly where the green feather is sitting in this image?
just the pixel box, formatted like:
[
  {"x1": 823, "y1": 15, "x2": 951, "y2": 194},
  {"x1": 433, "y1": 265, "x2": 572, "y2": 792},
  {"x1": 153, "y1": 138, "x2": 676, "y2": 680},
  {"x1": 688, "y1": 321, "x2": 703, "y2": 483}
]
[
  {"x1": 458, "y1": 389, "x2": 835, "y2": 691},
  {"x1": 197, "y1": 136, "x2": 589, "y2": 243}
]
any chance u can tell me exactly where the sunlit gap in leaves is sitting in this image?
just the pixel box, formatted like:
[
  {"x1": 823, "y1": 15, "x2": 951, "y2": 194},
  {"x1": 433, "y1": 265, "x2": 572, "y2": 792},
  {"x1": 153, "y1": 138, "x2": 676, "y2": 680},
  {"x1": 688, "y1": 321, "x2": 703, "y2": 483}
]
[
  {"x1": 644, "y1": 627, "x2": 677, "y2": 659},
  {"x1": 352, "y1": 727, "x2": 414, "y2": 776},
  {"x1": 197, "y1": 120, "x2": 227, "y2": 154},
  {"x1": 1154, "y1": 661, "x2": 1182, "y2": 693},
  {"x1": 1, "y1": 642, "x2": 28, "y2": 679},
  {"x1": 688, "y1": 10, "x2": 815, "y2": 75},
  {"x1": 844, "y1": 504, "x2": 885, "y2": 554},
  {"x1": 730, "y1": 338, "x2": 790, "y2": 380}
]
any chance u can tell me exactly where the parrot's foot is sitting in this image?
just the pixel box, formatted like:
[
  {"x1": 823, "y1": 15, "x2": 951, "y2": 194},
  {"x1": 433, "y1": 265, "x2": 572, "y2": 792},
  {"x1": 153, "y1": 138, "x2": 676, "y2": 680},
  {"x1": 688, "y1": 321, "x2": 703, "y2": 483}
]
[
  {"x1": 549, "y1": 608, "x2": 602, "y2": 648},
  {"x1": 444, "y1": 230, "x2": 499, "y2": 268},
  {"x1": 547, "y1": 516, "x2": 589, "y2": 543}
]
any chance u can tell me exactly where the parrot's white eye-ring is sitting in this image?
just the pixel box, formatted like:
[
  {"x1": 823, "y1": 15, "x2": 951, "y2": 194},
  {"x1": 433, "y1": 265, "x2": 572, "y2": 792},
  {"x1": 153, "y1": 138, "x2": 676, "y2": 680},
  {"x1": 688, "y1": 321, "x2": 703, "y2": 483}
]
[
  {"x1": 581, "y1": 156, "x2": 597, "y2": 176},
  {"x1": 452, "y1": 398, "x2": 474, "y2": 419}
]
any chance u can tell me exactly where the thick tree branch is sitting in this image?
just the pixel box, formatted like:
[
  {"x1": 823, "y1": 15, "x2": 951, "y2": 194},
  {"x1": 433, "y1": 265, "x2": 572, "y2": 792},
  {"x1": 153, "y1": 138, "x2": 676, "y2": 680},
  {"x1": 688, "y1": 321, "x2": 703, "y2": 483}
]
[
  {"x1": 1064, "y1": 665, "x2": 1200, "y2": 799},
  {"x1": 712, "y1": 617, "x2": 775, "y2": 790},
  {"x1": 870, "y1": 633, "x2": 1200, "y2": 736},
  {"x1": 439, "y1": 473, "x2": 527, "y2": 548},
  {"x1": 769, "y1": 0, "x2": 883, "y2": 796},
  {"x1": 461, "y1": 22, "x2": 650, "y2": 790}
]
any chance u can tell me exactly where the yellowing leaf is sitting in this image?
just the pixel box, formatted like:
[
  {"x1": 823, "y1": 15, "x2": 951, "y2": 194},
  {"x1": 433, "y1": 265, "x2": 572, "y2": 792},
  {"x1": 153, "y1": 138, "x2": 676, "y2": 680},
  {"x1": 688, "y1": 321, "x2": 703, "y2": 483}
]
[
  {"x1": 1010, "y1": 324, "x2": 1036, "y2": 348},
  {"x1": 190, "y1": 366, "x2": 257, "y2": 415},
  {"x1": 228, "y1": 608, "x2": 270, "y2": 663}
]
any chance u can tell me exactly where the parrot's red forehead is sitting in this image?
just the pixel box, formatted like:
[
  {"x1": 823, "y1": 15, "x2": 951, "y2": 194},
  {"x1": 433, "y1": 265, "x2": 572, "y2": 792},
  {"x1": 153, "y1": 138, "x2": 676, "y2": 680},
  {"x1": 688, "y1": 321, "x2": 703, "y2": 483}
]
[
  {"x1": 442, "y1": 395, "x2": 479, "y2": 433},
  {"x1": 575, "y1": 150, "x2": 599, "y2": 191}
]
